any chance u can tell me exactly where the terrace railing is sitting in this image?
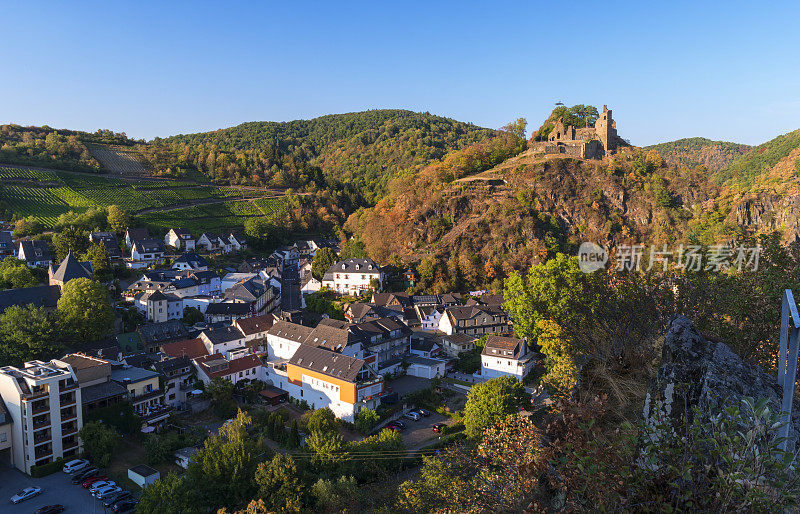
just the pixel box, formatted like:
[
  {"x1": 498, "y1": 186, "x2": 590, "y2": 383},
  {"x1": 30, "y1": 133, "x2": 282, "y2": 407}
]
[{"x1": 778, "y1": 289, "x2": 800, "y2": 451}]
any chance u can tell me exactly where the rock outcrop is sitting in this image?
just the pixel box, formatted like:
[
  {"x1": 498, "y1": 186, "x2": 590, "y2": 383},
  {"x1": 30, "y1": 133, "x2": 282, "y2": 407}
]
[{"x1": 644, "y1": 315, "x2": 800, "y2": 449}]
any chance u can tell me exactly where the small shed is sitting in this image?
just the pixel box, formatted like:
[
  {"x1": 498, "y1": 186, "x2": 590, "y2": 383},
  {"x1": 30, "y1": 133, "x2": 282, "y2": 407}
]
[
  {"x1": 128, "y1": 464, "x2": 160, "y2": 488},
  {"x1": 259, "y1": 385, "x2": 289, "y2": 406},
  {"x1": 174, "y1": 447, "x2": 198, "y2": 469}
]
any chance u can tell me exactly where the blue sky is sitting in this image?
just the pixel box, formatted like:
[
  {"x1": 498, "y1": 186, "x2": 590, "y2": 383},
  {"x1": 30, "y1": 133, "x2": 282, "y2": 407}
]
[{"x1": 2, "y1": 1, "x2": 799, "y2": 146}]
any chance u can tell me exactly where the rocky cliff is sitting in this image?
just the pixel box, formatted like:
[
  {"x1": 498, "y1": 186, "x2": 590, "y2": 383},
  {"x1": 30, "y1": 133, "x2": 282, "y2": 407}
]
[{"x1": 644, "y1": 315, "x2": 800, "y2": 449}]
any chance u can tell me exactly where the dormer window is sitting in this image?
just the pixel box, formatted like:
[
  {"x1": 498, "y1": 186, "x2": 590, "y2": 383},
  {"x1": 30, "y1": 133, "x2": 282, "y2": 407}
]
[{"x1": 341, "y1": 264, "x2": 346, "y2": 270}]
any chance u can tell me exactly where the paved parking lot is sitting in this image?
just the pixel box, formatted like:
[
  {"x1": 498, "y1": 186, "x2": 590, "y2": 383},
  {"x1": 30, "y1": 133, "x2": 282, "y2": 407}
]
[
  {"x1": 397, "y1": 411, "x2": 452, "y2": 449},
  {"x1": 0, "y1": 465, "x2": 123, "y2": 513}
]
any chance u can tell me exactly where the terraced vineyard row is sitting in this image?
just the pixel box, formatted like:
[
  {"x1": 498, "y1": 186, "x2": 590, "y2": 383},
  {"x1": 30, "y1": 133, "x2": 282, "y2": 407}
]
[
  {"x1": 138, "y1": 199, "x2": 284, "y2": 233},
  {"x1": 0, "y1": 165, "x2": 289, "y2": 230}
]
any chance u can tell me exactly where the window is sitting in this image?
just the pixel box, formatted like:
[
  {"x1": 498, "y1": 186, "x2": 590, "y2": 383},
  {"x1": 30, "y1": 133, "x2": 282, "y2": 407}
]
[{"x1": 0, "y1": 433, "x2": 6, "y2": 443}]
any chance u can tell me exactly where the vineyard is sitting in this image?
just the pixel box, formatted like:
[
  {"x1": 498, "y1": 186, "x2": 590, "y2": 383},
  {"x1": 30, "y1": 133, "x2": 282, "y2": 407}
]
[{"x1": 0, "y1": 165, "x2": 288, "y2": 229}]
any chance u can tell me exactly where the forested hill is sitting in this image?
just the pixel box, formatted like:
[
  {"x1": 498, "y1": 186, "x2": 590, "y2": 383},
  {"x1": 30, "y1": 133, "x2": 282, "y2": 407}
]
[
  {"x1": 716, "y1": 128, "x2": 800, "y2": 192},
  {"x1": 643, "y1": 137, "x2": 750, "y2": 172},
  {"x1": 156, "y1": 110, "x2": 496, "y2": 203}
]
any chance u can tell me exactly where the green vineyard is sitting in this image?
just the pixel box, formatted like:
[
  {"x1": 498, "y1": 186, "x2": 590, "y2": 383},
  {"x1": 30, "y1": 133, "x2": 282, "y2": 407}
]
[{"x1": 0, "y1": 165, "x2": 288, "y2": 230}]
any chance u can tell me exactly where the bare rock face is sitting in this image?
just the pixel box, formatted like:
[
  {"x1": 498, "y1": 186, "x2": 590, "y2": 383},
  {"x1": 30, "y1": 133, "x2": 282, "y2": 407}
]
[{"x1": 644, "y1": 315, "x2": 799, "y2": 448}]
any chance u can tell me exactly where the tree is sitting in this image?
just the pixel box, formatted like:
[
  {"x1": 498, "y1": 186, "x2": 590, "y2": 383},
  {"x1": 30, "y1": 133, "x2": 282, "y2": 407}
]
[
  {"x1": 78, "y1": 421, "x2": 118, "y2": 466},
  {"x1": 51, "y1": 225, "x2": 89, "y2": 261},
  {"x1": 0, "y1": 257, "x2": 38, "y2": 289},
  {"x1": 463, "y1": 376, "x2": 528, "y2": 439},
  {"x1": 501, "y1": 118, "x2": 528, "y2": 142},
  {"x1": 354, "y1": 408, "x2": 380, "y2": 434},
  {"x1": 313, "y1": 476, "x2": 360, "y2": 512},
  {"x1": 0, "y1": 305, "x2": 63, "y2": 365},
  {"x1": 289, "y1": 419, "x2": 300, "y2": 448},
  {"x1": 311, "y1": 247, "x2": 338, "y2": 280},
  {"x1": 136, "y1": 472, "x2": 202, "y2": 514},
  {"x1": 206, "y1": 377, "x2": 237, "y2": 418},
  {"x1": 107, "y1": 205, "x2": 130, "y2": 234},
  {"x1": 57, "y1": 278, "x2": 115, "y2": 342},
  {"x1": 307, "y1": 407, "x2": 337, "y2": 435},
  {"x1": 254, "y1": 454, "x2": 307, "y2": 512},
  {"x1": 188, "y1": 409, "x2": 262, "y2": 510},
  {"x1": 339, "y1": 239, "x2": 367, "y2": 260},
  {"x1": 503, "y1": 253, "x2": 604, "y2": 341},
  {"x1": 182, "y1": 306, "x2": 203, "y2": 325},
  {"x1": 244, "y1": 217, "x2": 280, "y2": 250},
  {"x1": 82, "y1": 243, "x2": 110, "y2": 277},
  {"x1": 14, "y1": 217, "x2": 43, "y2": 237}
]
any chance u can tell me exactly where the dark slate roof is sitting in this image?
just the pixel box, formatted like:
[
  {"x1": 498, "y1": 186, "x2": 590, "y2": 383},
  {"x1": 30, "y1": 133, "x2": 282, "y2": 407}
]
[
  {"x1": 137, "y1": 320, "x2": 189, "y2": 345},
  {"x1": 326, "y1": 258, "x2": 381, "y2": 275},
  {"x1": 205, "y1": 302, "x2": 251, "y2": 316},
  {"x1": 18, "y1": 240, "x2": 51, "y2": 262},
  {"x1": 51, "y1": 252, "x2": 93, "y2": 283},
  {"x1": 347, "y1": 302, "x2": 374, "y2": 319},
  {"x1": 153, "y1": 356, "x2": 192, "y2": 375},
  {"x1": 126, "y1": 228, "x2": 150, "y2": 241},
  {"x1": 482, "y1": 335, "x2": 526, "y2": 359},
  {"x1": 225, "y1": 277, "x2": 269, "y2": 302},
  {"x1": 0, "y1": 285, "x2": 60, "y2": 312},
  {"x1": 235, "y1": 314, "x2": 274, "y2": 336},
  {"x1": 89, "y1": 232, "x2": 121, "y2": 257},
  {"x1": 133, "y1": 238, "x2": 166, "y2": 254},
  {"x1": 0, "y1": 231, "x2": 14, "y2": 253},
  {"x1": 174, "y1": 252, "x2": 208, "y2": 268},
  {"x1": 171, "y1": 228, "x2": 193, "y2": 239},
  {"x1": 81, "y1": 380, "x2": 129, "y2": 404},
  {"x1": 200, "y1": 324, "x2": 245, "y2": 345},
  {"x1": 289, "y1": 345, "x2": 367, "y2": 383},
  {"x1": 267, "y1": 320, "x2": 314, "y2": 342}
]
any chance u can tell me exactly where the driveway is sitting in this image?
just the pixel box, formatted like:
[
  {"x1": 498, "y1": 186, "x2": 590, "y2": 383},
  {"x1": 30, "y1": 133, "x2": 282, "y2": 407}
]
[{"x1": 0, "y1": 465, "x2": 105, "y2": 513}]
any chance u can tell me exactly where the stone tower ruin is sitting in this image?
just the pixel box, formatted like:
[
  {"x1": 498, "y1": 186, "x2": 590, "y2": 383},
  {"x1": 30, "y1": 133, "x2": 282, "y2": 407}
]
[{"x1": 536, "y1": 104, "x2": 626, "y2": 159}]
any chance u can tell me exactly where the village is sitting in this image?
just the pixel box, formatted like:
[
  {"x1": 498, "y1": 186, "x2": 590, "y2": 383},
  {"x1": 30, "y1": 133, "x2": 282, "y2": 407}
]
[{"x1": 0, "y1": 223, "x2": 539, "y2": 510}]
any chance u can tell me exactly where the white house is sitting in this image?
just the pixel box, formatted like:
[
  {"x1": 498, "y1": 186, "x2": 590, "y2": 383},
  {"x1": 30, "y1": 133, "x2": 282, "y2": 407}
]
[
  {"x1": 228, "y1": 233, "x2": 247, "y2": 252},
  {"x1": 198, "y1": 233, "x2": 231, "y2": 254},
  {"x1": 414, "y1": 305, "x2": 443, "y2": 331},
  {"x1": 130, "y1": 239, "x2": 166, "y2": 264},
  {"x1": 479, "y1": 335, "x2": 535, "y2": 380},
  {"x1": 321, "y1": 258, "x2": 383, "y2": 295},
  {"x1": 172, "y1": 252, "x2": 209, "y2": 271},
  {"x1": 165, "y1": 228, "x2": 196, "y2": 251}
]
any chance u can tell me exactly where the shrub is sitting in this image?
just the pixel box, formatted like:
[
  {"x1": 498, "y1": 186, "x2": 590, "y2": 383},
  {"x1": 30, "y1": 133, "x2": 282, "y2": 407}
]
[{"x1": 30, "y1": 457, "x2": 66, "y2": 478}]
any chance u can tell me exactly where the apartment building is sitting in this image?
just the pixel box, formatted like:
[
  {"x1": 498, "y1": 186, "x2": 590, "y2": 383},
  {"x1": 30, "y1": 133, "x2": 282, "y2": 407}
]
[
  {"x1": 111, "y1": 364, "x2": 170, "y2": 426},
  {"x1": 0, "y1": 360, "x2": 83, "y2": 474},
  {"x1": 281, "y1": 345, "x2": 384, "y2": 421}
]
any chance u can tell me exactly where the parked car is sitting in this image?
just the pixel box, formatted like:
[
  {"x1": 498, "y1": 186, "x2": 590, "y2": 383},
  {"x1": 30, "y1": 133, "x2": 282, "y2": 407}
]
[
  {"x1": 103, "y1": 490, "x2": 132, "y2": 507},
  {"x1": 385, "y1": 422, "x2": 405, "y2": 432},
  {"x1": 10, "y1": 486, "x2": 41, "y2": 504},
  {"x1": 417, "y1": 408, "x2": 431, "y2": 417},
  {"x1": 432, "y1": 423, "x2": 446, "y2": 433},
  {"x1": 404, "y1": 411, "x2": 421, "y2": 421},
  {"x1": 63, "y1": 458, "x2": 89, "y2": 474},
  {"x1": 95, "y1": 485, "x2": 123, "y2": 499},
  {"x1": 82, "y1": 476, "x2": 108, "y2": 488},
  {"x1": 113, "y1": 499, "x2": 138, "y2": 513},
  {"x1": 35, "y1": 506, "x2": 65, "y2": 514},
  {"x1": 89, "y1": 480, "x2": 115, "y2": 493},
  {"x1": 392, "y1": 419, "x2": 406, "y2": 429},
  {"x1": 72, "y1": 467, "x2": 99, "y2": 483}
]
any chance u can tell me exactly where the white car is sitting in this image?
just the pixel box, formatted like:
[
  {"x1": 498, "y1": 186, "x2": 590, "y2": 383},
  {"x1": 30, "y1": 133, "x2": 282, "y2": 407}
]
[
  {"x1": 94, "y1": 485, "x2": 122, "y2": 499},
  {"x1": 10, "y1": 486, "x2": 41, "y2": 504},
  {"x1": 404, "y1": 411, "x2": 421, "y2": 421},
  {"x1": 63, "y1": 458, "x2": 89, "y2": 474},
  {"x1": 89, "y1": 480, "x2": 115, "y2": 493}
]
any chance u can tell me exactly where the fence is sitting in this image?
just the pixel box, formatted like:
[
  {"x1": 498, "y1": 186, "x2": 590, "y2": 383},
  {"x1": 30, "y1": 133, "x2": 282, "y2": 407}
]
[{"x1": 779, "y1": 289, "x2": 799, "y2": 451}]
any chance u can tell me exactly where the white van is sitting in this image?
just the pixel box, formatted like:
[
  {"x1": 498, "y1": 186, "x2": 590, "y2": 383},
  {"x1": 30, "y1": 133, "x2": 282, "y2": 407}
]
[{"x1": 62, "y1": 458, "x2": 89, "y2": 474}]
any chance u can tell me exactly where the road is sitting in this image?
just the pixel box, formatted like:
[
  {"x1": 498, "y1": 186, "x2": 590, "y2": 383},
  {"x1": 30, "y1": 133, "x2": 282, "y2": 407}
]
[{"x1": 281, "y1": 264, "x2": 301, "y2": 312}]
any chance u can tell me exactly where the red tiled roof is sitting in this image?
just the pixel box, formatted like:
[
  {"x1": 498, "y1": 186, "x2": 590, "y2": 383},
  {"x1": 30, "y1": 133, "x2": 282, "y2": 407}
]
[{"x1": 160, "y1": 338, "x2": 209, "y2": 359}]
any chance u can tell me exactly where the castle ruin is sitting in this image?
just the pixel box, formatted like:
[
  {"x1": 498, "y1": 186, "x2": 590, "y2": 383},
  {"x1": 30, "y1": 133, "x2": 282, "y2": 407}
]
[{"x1": 532, "y1": 105, "x2": 626, "y2": 159}]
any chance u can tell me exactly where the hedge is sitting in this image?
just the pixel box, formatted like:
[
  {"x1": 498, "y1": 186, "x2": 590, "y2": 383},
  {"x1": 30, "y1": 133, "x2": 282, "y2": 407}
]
[{"x1": 30, "y1": 457, "x2": 67, "y2": 478}]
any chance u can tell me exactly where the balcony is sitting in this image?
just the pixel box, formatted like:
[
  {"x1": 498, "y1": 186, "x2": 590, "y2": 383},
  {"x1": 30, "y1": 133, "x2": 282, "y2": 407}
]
[
  {"x1": 59, "y1": 379, "x2": 78, "y2": 392},
  {"x1": 59, "y1": 394, "x2": 76, "y2": 407},
  {"x1": 60, "y1": 409, "x2": 77, "y2": 422},
  {"x1": 31, "y1": 402, "x2": 50, "y2": 415},
  {"x1": 139, "y1": 405, "x2": 173, "y2": 423},
  {"x1": 61, "y1": 424, "x2": 78, "y2": 437},
  {"x1": 32, "y1": 417, "x2": 51, "y2": 431},
  {"x1": 33, "y1": 432, "x2": 51, "y2": 446},
  {"x1": 34, "y1": 447, "x2": 53, "y2": 460},
  {"x1": 63, "y1": 440, "x2": 79, "y2": 453}
]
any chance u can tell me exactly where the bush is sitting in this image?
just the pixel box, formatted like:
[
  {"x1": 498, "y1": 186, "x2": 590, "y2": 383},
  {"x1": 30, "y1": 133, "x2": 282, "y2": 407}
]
[
  {"x1": 30, "y1": 457, "x2": 66, "y2": 478},
  {"x1": 354, "y1": 408, "x2": 380, "y2": 434}
]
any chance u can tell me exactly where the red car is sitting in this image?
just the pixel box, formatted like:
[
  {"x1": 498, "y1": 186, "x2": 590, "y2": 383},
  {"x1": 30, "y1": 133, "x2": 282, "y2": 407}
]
[
  {"x1": 385, "y1": 422, "x2": 405, "y2": 432},
  {"x1": 82, "y1": 475, "x2": 108, "y2": 488},
  {"x1": 384, "y1": 425, "x2": 401, "y2": 433},
  {"x1": 432, "y1": 423, "x2": 446, "y2": 433}
]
